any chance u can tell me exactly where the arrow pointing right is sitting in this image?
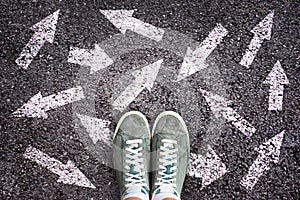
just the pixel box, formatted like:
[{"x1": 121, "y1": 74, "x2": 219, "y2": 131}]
[
  {"x1": 263, "y1": 61, "x2": 289, "y2": 111},
  {"x1": 24, "y1": 146, "x2": 95, "y2": 188},
  {"x1": 112, "y1": 59, "x2": 163, "y2": 112},
  {"x1": 241, "y1": 131, "x2": 285, "y2": 191}
]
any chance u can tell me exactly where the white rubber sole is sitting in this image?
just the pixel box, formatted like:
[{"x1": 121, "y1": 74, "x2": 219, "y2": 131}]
[
  {"x1": 113, "y1": 111, "x2": 151, "y2": 140},
  {"x1": 151, "y1": 111, "x2": 189, "y2": 139}
]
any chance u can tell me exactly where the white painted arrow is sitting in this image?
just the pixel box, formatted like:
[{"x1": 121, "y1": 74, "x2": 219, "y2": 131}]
[
  {"x1": 200, "y1": 88, "x2": 256, "y2": 137},
  {"x1": 188, "y1": 145, "x2": 227, "y2": 188},
  {"x1": 112, "y1": 59, "x2": 163, "y2": 112},
  {"x1": 263, "y1": 61, "x2": 289, "y2": 111},
  {"x1": 24, "y1": 146, "x2": 95, "y2": 188},
  {"x1": 68, "y1": 44, "x2": 113, "y2": 74},
  {"x1": 100, "y1": 10, "x2": 165, "y2": 42},
  {"x1": 240, "y1": 11, "x2": 274, "y2": 68},
  {"x1": 12, "y1": 86, "x2": 84, "y2": 119},
  {"x1": 176, "y1": 24, "x2": 228, "y2": 81},
  {"x1": 15, "y1": 10, "x2": 60, "y2": 69},
  {"x1": 241, "y1": 131, "x2": 285, "y2": 191},
  {"x1": 76, "y1": 114, "x2": 111, "y2": 144}
]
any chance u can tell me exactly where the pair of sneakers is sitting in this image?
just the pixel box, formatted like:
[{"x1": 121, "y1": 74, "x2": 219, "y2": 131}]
[{"x1": 113, "y1": 111, "x2": 190, "y2": 200}]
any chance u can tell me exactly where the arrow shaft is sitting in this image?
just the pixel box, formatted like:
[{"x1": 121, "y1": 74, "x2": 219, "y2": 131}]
[
  {"x1": 240, "y1": 35, "x2": 263, "y2": 68},
  {"x1": 128, "y1": 18, "x2": 164, "y2": 41},
  {"x1": 24, "y1": 146, "x2": 65, "y2": 176},
  {"x1": 241, "y1": 154, "x2": 270, "y2": 191},
  {"x1": 41, "y1": 86, "x2": 84, "y2": 111},
  {"x1": 15, "y1": 33, "x2": 47, "y2": 69},
  {"x1": 68, "y1": 47, "x2": 91, "y2": 66},
  {"x1": 268, "y1": 84, "x2": 284, "y2": 111}
]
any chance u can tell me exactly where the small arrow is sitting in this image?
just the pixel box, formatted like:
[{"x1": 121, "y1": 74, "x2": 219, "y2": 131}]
[
  {"x1": 76, "y1": 114, "x2": 111, "y2": 144},
  {"x1": 12, "y1": 86, "x2": 85, "y2": 119},
  {"x1": 241, "y1": 131, "x2": 285, "y2": 191},
  {"x1": 112, "y1": 59, "x2": 163, "y2": 112},
  {"x1": 200, "y1": 88, "x2": 256, "y2": 137},
  {"x1": 68, "y1": 44, "x2": 114, "y2": 74},
  {"x1": 240, "y1": 11, "x2": 274, "y2": 68},
  {"x1": 188, "y1": 145, "x2": 227, "y2": 188},
  {"x1": 100, "y1": 9, "x2": 165, "y2": 42},
  {"x1": 263, "y1": 61, "x2": 289, "y2": 111},
  {"x1": 15, "y1": 10, "x2": 60, "y2": 69},
  {"x1": 24, "y1": 146, "x2": 95, "y2": 188},
  {"x1": 176, "y1": 23, "x2": 228, "y2": 81}
]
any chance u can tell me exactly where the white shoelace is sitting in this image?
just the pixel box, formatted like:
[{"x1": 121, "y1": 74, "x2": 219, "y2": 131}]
[
  {"x1": 124, "y1": 139, "x2": 147, "y2": 189},
  {"x1": 155, "y1": 139, "x2": 178, "y2": 188}
]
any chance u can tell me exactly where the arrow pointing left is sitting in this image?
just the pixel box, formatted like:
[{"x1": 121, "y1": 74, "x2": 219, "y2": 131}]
[
  {"x1": 112, "y1": 59, "x2": 163, "y2": 112},
  {"x1": 241, "y1": 131, "x2": 285, "y2": 191},
  {"x1": 24, "y1": 146, "x2": 95, "y2": 188},
  {"x1": 12, "y1": 86, "x2": 85, "y2": 119},
  {"x1": 15, "y1": 10, "x2": 60, "y2": 69}
]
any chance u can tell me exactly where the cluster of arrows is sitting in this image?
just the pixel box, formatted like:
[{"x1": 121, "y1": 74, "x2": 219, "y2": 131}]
[{"x1": 12, "y1": 9, "x2": 288, "y2": 191}]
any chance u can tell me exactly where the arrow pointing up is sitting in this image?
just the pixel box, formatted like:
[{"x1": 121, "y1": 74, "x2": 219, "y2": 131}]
[
  {"x1": 76, "y1": 114, "x2": 111, "y2": 144},
  {"x1": 200, "y1": 88, "x2": 256, "y2": 137},
  {"x1": 240, "y1": 11, "x2": 274, "y2": 68},
  {"x1": 176, "y1": 24, "x2": 228, "y2": 81},
  {"x1": 12, "y1": 86, "x2": 85, "y2": 119},
  {"x1": 16, "y1": 10, "x2": 60, "y2": 69},
  {"x1": 68, "y1": 44, "x2": 114, "y2": 74},
  {"x1": 112, "y1": 59, "x2": 163, "y2": 112},
  {"x1": 100, "y1": 9, "x2": 165, "y2": 41},
  {"x1": 24, "y1": 146, "x2": 95, "y2": 188},
  {"x1": 263, "y1": 61, "x2": 289, "y2": 111},
  {"x1": 241, "y1": 131, "x2": 285, "y2": 191},
  {"x1": 188, "y1": 145, "x2": 227, "y2": 188}
]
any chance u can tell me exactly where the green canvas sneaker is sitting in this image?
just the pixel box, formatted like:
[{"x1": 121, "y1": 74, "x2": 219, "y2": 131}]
[
  {"x1": 151, "y1": 111, "x2": 190, "y2": 200},
  {"x1": 113, "y1": 111, "x2": 151, "y2": 200}
]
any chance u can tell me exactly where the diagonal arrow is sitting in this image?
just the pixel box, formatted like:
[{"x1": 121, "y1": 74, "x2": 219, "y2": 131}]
[
  {"x1": 176, "y1": 23, "x2": 228, "y2": 81},
  {"x1": 188, "y1": 145, "x2": 227, "y2": 188},
  {"x1": 100, "y1": 9, "x2": 165, "y2": 42},
  {"x1": 200, "y1": 88, "x2": 256, "y2": 137},
  {"x1": 241, "y1": 131, "x2": 285, "y2": 191},
  {"x1": 12, "y1": 86, "x2": 85, "y2": 119},
  {"x1": 112, "y1": 59, "x2": 163, "y2": 112},
  {"x1": 76, "y1": 114, "x2": 111, "y2": 144},
  {"x1": 240, "y1": 11, "x2": 274, "y2": 68},
  {"x1": 24, "y1": 146, "x2": 95, "y2": 188},
  {"x1": 68, "y1": 44, "x2": 114, "y2": 74},
  {"x1": 15, "y1": 10, "x2": 60, "y2": 69},
  {"x1": 263, "y1": 61, "x2": 289, "y2": 111}
]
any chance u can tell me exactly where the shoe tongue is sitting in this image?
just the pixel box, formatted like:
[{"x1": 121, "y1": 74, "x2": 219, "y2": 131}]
[{"x1": 127, "y1": 185, "x2": 142, "y2": 193}]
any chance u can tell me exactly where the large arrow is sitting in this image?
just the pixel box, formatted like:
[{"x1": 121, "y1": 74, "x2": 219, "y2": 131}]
[
  {"x1": 240, "y1": 11, "x2": 274, "y2": 68},
  {"x1": 68, "y1": 44, "x2": 113, "y2": 74},
  {"x1": 240, "y1": 131, "x2": 285, "y2": 191},
  {"x1": 263, "y1": 61, "x2": 289, "y2": 111},
  {"x1": 112, "y1": 59, "x2": 163, "y2": 112},
  {"x1": 15, "y1": 10, "x2": 60, "y2": 69},
  {"x1": 188, "y1": 145, "x2": 227, "y2": 188},
  {"x1": 76, "y1": 114, "x2": 111, "y2": 144},
  {"x1": 24, "y1": 146, "x2": 95, "y2": 188},
  {"x1": 12, "y1": 86, "x2": 84, "y2": 119},
  {"x1": 176, "y1": 23, "x2": 228, "y2": 81},
  {"x1": 100, "y1": 10, "x2": 165, "y2": 42},
  {"x1": 200, "y1": 88, "x2": 256, "y2": 137}
]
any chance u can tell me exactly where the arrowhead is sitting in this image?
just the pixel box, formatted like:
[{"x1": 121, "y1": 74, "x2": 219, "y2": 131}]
[
  {"x1": 57, "y1": 161, "x2": 96, "y2": 189},
  {"x1": 100, "y1": 9, "x2": 135, "y2": 34},
  {"x1": 255, "y1": 131, "x2": 285, "y2": 163},
  {"x1": 31, "y1": 9, "x2": 60, "y2": 43},
  {"x1": 132, "y1": 59, "x2": 163, "y2": 91},
  {"x1": 251, "y1": 11, "x2": 274, "y2": 40},
  {"x1": 11, "y1": 92, "x2": 47, "y2": 119},
  {"x1": 264, "y1": 61, "x2": 289, "y2": 85},
  {"x1": 89, "y1": 44, "x2": 114, "y2": 74},
  {"x1": 76, "y1": 114, "x2": 111, "y2": 144},
  {"x1": 188, "y1": 146, "x2": 227, "y2": 188}
]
